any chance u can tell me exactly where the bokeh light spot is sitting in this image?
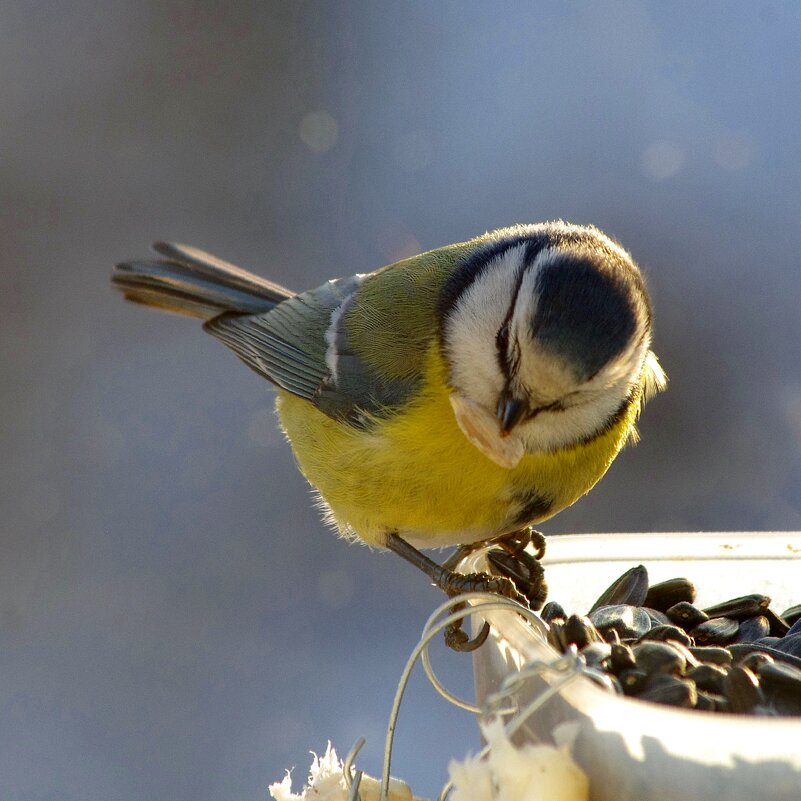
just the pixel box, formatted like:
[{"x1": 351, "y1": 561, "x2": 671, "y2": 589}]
[
  {"x1": 641, "y1": 140, "x2": 685, "y2": 180},
  {"x1": 299, "y1": 111, "x2": 339, "y2": 154},
  {"x1": 374, "y1": 220, "x2": 420, "y2": 263}
]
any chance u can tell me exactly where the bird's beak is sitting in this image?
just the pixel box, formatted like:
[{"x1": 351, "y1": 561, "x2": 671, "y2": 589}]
[{"x1": 496, "y1": 391, "x2": 528, "y2": 437}]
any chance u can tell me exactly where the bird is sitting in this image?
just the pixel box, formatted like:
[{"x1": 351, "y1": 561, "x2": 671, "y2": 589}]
[{"x1": 112, "y1": 221, "x2": 665, "y2": 608}]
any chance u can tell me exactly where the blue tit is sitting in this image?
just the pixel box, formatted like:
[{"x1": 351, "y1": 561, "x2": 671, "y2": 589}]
[{"x1": 113, "y1": 221, "x2": 665, "y2": 602}]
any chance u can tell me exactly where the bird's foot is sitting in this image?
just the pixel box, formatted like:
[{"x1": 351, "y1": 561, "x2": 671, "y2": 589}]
[
  {"x1": 384, "y1": 532, "x2": 529, "y2": 652},
  {"x1": 494, "y1": 527, "x2": 547, "y2": 560},
  {"x1": 443, "y1": 603, "x2": 491, "y2": 652},
  {"x1": 485, "y1": 528, "x2": 548, "y2": 610},
  {"x1": 437, "y1": 565, "x2": 533, "y2": 652}
]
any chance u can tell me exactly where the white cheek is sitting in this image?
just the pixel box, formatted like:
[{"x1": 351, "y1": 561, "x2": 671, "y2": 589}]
[
  {"x1": 443, "y1": 244, "x2": 527, "y2": 408},
  {"x1": 517, "y1": 403, "x2": 615, "y2": 452},
  {"x1": 517, "y1": 343, "x2": 650, "y2": 453}
]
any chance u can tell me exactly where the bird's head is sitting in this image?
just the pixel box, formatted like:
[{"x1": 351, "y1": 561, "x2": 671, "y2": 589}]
[{"x1": 438, "y1": 222, "x2": 663, "y2": 468}]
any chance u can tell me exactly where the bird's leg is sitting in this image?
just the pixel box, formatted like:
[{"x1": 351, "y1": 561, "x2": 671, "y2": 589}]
[
  {"x1": 384, "y1": 532, "x2": 528, "y2": 603},
  {"x1": 438, "y1": 543, "x2": 497, "y2": 651},
  {"x1": 384, "y1": 532, "x2": 528, "y2": 652},
  {"x1": 486, "y1": 528, "x2": 548, "y2": 610}
]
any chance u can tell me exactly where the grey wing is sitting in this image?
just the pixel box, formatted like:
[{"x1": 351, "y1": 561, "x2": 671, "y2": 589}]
[
  {"x1": 206, "y1": 274, "x2": 422, "y2": 427},
  {"x1": 205, "y1": 274, "x2": 355, "y2": 400}
]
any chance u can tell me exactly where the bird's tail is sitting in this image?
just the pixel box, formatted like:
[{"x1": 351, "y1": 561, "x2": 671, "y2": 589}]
[{"x1": 112, "y1": 241, "x2": 293, "y2": 321}]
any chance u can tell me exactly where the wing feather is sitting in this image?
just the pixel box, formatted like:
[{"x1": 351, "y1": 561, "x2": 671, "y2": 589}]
[
  {"x1": 205, "y1": 244, "x2": 469, "y2": 425},
  {"x1": 205, "y1": 276, "x2": 361, "y2": 408}
]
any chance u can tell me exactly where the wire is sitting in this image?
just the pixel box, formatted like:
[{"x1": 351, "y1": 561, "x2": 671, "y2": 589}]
[
  {"x1": 380, "y1": 592, "x2": 543, "y2": 800},
  {"x1": 343, "y1": 737, "x2": 366, "y2": 796},
  {"x1": 339, "y1": 588, "x2": 590, "y2": 801}
]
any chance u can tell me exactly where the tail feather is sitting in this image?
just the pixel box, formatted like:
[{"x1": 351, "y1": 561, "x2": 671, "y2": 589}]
[{"x1": 112, "y1": 242, "x2": 294, "y2": 321}]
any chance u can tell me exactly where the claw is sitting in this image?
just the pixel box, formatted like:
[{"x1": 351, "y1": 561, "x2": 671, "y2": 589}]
[
  {"x1": 487, "y1": 549, "x2": 548, "y2": 609},
  {"x1": 445, "y1": 619, "x2": 491, "y2": 652},
  {"x1": 383, "y1": 531, "x2": 534, "y2": 652},
  {"x1": 485, "y1": 528, "x2": 548, "y2": 610}
]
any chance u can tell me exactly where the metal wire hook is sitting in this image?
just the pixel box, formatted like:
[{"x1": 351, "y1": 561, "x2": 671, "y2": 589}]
[
  {"x1": 343, "y1": 736, "x2": 366, "y2": 795},
  {"x1": 380, "y1": 592, "x2": 540, "y2": 800}
]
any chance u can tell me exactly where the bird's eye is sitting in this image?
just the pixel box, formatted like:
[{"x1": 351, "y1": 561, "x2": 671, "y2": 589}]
[
  {"x1": 496, "y1": 323, "x2": 512, "y2": 375},
  {"x1": 496, "y1": 324, "x2": 509, "y2": 349}
]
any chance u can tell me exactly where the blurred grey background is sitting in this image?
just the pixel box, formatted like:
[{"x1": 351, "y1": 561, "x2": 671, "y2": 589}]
[{"x1": 2, "y1": 1, "x2": 801, "y2": 798}]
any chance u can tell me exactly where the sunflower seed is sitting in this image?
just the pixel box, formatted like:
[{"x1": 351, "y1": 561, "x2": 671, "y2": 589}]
[
  {"x1": 589, "y1": 604, "x2": 652, "y2": 640},
  {"x1": 589, "y1": 565, "x2": 649, "y2": 613},
  {"x1": 781, "y1": 603, "x2": 801, "y2": 626},
  {"x1": 639, "y1": 675, "x2": 697, "y2": 708},
  {"x1": 737, "y1": 651, "x2": 774, "y2": 672},
  {"x1": 691, "y1": 616, "x2": 739, "y2": 646},
  {"x1": 540, "y1": 600, "x2": 566, "y2": 623},
  {"x1": 644, "y1": 577, "x2": 697, "y2": 612},
  {"x1": 723, "y1": 665, "x2": 762, "y2": 713},
  {"x1": 757, "y1": 660, "x2": 801, "y2": 693},
  {"x1": 765, "y1": 607, "x2": 791, "y2": 637},
  {"x1": 666, "y1": 602, "x2": 708, "y2": 630},
  {"x1": 735, "y1": 615, "x2": 771, "y2": 643},
  {"x1": 686, "y1": 663, "x2": 728, "y2": 694},
  {"x1": 609, "y1": 642, "x2": 636, "y2": 675},
  {"x1": 687, "y1": 646, "x2": 733, "y2": 666},
  {"x1": 581, "y1": 641, "x2": 612, "y2": 670},
  {"x1": 540, "y1": 566, "x2": 801, "y2": 717},
  {"x1": 633, "y1": 641, "x2": 687, "y2": 676},
  {"x1": 619, "y1": 668, "x2": 649, "y2": 696},
  {"x1": 772, "y1": 633, "x2": 801, "y2": 659},
  {"x1": 643, "y1": 607, "x2": 672, "y2": 627},
  {"x1": 640, "y1": 624, "x2": 693, "y2": 647},
  {"x1": 695, "y1": 690, "x2": 724, "y2": 711},
  {"x1": 728, "y1": 642, "x2": 801, "y2": 670},
  {"x1": 703, "y1": 594, "x2": 770, "y2": 621},
  {"x1": 564, "y1": 614, "x2": 602, "y2": 650}
]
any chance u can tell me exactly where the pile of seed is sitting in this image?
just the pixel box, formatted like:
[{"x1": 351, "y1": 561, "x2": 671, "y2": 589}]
[{"x1": 540, "y1": 565, "x2": 801, "y2": 715}]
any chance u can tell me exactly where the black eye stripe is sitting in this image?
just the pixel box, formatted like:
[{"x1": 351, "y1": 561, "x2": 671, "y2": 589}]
[
  {"x1": 497, "y1": 328, "x2": 524, "y2": 380},
  {"x1": 495, "y1": 324, "x2": 510, "y2": 376},
  {"x1": 495, "y1": 265, "x2": 528, "y2": 378},
  {"x1": 436, "y1": 231, "x2": 549, "y2": 325},
  {"x1": 496, "y1": 323, "x2": 509, "y2": 352}
]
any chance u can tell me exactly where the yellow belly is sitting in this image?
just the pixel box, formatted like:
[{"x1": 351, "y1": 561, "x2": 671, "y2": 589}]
[{"x1": 276, "y1": 349, "x2": 638, "y2": 547}]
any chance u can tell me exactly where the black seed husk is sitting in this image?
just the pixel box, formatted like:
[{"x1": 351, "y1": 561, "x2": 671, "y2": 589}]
[
  {"x1": 539, "y1": 566, "x2": 801, "y2": 717},
  {"x1": 640, "y1": 624, "x2": 693, "y2": 647},
  {"x1": 723, "y1": 665, "x2": 762, "y2": 713},
  {"x1": 703, "y1": 594, "x2": 770, "y2": 621},
  {"x1": 639, "y1": 675, "x2": 697, "y2": 708},
  {"x1": 735, "y1": 615, "x2": 771, "y2": 643},
  {"x1": 589, "y1": 565, "x2": 649, "y2": 613},
  {"x1": 666, "y1": 602, "x2": 709, "y2": 630},
  {"x1": 589, "y1": 604, "x2": 652, "y2": 641},
  {"x1": 691, "y1": 616, "x2": 739, "y2": 646},
  {"x1": 765, "y1": 607, "x2": 791, "y2": 637},
  {"x1": 644, "y1": 577, "x2": 697, "y2": 612}
]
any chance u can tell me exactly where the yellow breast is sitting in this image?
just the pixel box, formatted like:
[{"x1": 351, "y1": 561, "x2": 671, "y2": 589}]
[{"x1": 276, "y1": 347, "x2": 639, "y2": 548}]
